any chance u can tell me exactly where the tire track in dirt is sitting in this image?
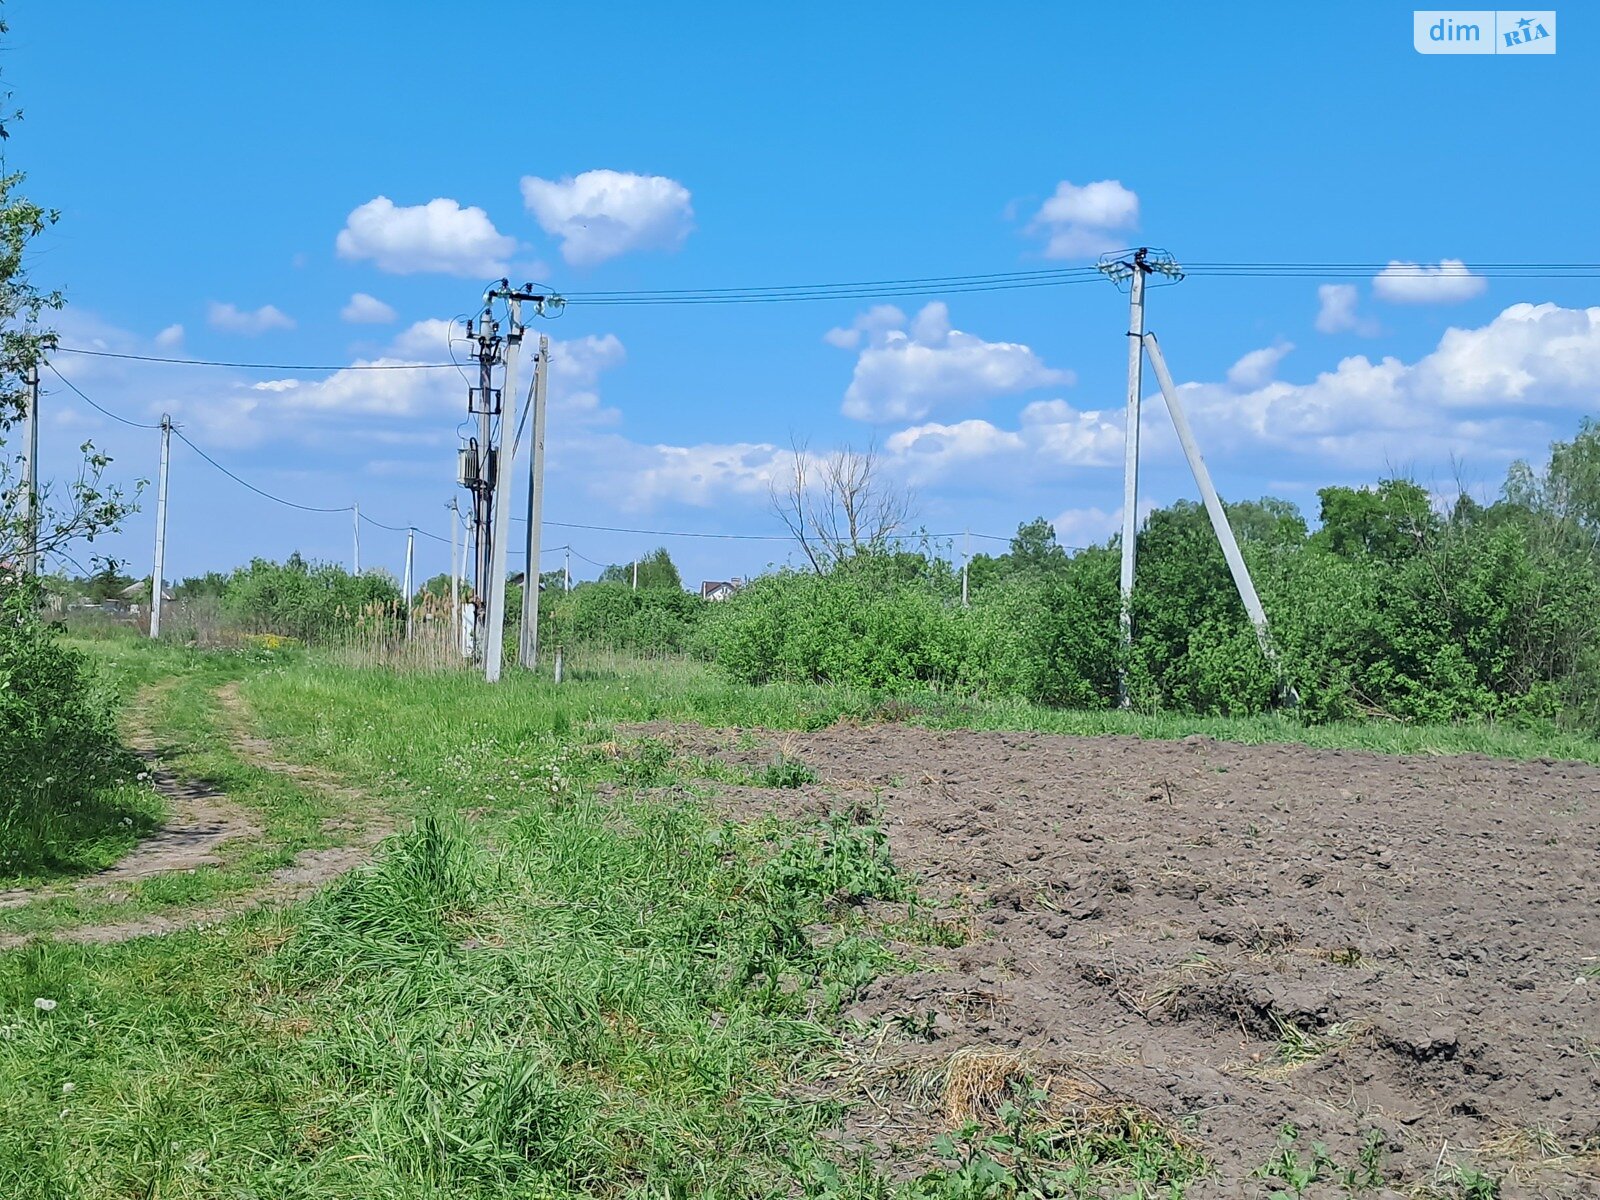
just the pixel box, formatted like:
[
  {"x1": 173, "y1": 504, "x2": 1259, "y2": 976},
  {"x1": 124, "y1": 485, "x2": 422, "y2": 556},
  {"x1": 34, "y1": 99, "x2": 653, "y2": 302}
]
[{"x1": 0, "y1": 682, "x2": 396, "y2": 947}]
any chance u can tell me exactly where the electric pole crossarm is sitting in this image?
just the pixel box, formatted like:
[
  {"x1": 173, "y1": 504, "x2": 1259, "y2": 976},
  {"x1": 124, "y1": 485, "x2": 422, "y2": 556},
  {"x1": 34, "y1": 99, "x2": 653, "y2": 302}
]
[{"x1": 1140, "y1": 332, "x2": 1279, "y2": 665}]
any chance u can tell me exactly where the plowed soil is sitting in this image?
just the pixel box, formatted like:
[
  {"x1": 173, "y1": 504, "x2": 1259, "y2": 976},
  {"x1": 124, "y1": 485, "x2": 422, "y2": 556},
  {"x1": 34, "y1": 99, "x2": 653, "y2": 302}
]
[{"x1": 630, "y1": 722, "x2": 1600, "y2": 1198}]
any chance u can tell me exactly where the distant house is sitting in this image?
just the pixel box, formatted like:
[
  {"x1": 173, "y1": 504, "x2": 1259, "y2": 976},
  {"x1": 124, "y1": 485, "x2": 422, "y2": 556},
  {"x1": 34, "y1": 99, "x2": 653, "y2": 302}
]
[
  {"x1": 700, "y1": 579, "x2": 742, "y2": 602},
  {"x1": 120, "y1": 580, "x2": 174, "y2": 616}
]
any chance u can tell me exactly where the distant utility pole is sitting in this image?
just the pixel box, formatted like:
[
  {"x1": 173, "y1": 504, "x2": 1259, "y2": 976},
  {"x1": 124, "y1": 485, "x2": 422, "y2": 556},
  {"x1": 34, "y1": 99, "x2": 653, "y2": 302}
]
[
  {"x1": 519, "y1": 335, "x2": 550, "y2": 669},
  {"x1": 353, "y1": 502, "x2": 361, "y2": 575},
  {"x1": 403, "y1": 527, "x2": 415, "y2": 641},
  {"x1": 149, "y1": 415, "x2": 171, "y2": 639},
  {"x1": 632, "y1": 558, "x2": 638, "y2": 591},
  {"x1": 20, "y1": 363, "x2": 38, "y2": 575},
  {"x1": 961, "y1": 529, "x2": 970, "y2": 608},
  {"x1": 1096, "y1": 247, "x2": 1287, "y2": 702},
  {"x1": 563, "y1": 546, "x2": 570, "y2": 592}
]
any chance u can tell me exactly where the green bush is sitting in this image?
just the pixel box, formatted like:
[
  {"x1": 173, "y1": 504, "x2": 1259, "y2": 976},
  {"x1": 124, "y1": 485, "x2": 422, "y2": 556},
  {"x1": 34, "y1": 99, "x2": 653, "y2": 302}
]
[
  {"x1": 0, "y1": 579, "x2": 147, "y2": 879},
  {"x1": 221, "y1": 555, "x2": 402, "y2": 643},
  {"x1": 540, "y1": 582, "x2": 706, "y2": 655},
  {"x1": 699, "y1": 562, "x2": 967, "y2": 689}
]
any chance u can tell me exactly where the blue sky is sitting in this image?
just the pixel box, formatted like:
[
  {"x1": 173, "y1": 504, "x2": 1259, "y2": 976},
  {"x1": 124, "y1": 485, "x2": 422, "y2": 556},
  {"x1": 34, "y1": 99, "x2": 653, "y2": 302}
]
[{"x1": 9, "y1": 2, "x2": 1597, "y2": 588}]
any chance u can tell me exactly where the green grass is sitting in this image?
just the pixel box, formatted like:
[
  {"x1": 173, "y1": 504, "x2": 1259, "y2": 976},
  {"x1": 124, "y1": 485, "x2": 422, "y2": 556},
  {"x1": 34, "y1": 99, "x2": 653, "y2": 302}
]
[
  {"x1": 0, "y1": 641, "x2": 373, "y2": 938},
  {"x1": 0, "y1": 636, "x2": 1577, "y2": 1196}
]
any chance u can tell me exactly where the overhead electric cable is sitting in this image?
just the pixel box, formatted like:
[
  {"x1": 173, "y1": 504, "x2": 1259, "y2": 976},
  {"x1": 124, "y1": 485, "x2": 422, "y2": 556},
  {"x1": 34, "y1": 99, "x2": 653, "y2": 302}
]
[
  {"x1": 53, "y1": 347, "x2": 457, "y2": 371},
  {"x1": 45, "y1": 364, "x2": 162, "y2": 428}
]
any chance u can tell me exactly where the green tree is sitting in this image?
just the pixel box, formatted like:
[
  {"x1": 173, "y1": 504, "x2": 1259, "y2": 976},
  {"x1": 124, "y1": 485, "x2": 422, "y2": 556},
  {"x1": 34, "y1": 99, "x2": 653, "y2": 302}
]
[
  {"x1": 1008, "y1": 516, "x2": 1068, "y2": 573},
  {"x1": 600, "y1": 546, "x2": 682, "y2": 590},
  {"x1": 1315, "y1": 479, "x2": 1437, "y2": 561}
]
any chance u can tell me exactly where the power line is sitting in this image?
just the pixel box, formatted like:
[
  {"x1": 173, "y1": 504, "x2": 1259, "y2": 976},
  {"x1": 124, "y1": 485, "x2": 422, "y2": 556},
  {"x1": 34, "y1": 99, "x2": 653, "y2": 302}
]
[
  {"x1": 45, "y1": 364, "x2": 162, "y2": 429},
  {"x1": 172, "y1": 429, "x2": 354, "y2": 514},
  {"x1": 53, "y1": 346, "x2": 457, "y2": 371}
]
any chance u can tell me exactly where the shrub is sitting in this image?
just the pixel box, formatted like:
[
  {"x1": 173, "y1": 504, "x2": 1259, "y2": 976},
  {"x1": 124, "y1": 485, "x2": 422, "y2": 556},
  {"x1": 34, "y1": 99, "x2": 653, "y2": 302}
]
[{"x1": 0, "y1": 579, "x2": 143, "y2": 878}]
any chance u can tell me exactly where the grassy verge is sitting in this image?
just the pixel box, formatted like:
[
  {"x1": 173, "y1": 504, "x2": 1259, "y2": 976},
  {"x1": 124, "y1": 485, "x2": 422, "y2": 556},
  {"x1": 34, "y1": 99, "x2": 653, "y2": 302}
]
[
  {"x1": 1, "y1": 640, "x2": 979, "y2": 1198},
  {"x1": 0, "y1": 641, "x2": 374, "y2": 938}
]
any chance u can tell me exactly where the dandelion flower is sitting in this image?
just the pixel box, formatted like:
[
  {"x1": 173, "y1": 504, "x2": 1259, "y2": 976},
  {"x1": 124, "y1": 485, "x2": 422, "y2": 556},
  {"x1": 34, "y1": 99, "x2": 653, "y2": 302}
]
[{"x1": 33, "y1": 998, "x2": 57, "y2": 1012}]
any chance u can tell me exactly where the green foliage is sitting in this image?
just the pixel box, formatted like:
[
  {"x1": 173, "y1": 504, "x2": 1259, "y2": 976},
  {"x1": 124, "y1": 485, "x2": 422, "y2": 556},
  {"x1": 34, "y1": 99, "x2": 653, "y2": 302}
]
[
  {"x1": 0, "y1": 581, "x2": 150, "y2": 881},
  {"x1": 220, "y1": 555, "x2": 402, "y2": 642},
  {"x1": 705, "y1": 449, "x2": 1600, "y2": 732},
  {"x1": 700, "y1": 559, "x2": 969, "y2": 689},
  {"x1": 540, "y1": 580, "x2": 706, "y2": 654},
  {"x1": 599, "y1": 545, "x2": 682, "y2": 590}
]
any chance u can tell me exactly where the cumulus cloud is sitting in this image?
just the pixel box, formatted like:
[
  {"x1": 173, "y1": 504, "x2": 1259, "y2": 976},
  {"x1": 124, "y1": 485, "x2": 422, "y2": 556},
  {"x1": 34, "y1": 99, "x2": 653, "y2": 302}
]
[
  {"x1": 834, "y1": 301, "x2": 1071, "y2": 423},
  {"x1": 520, "y1": 169, "x2": 694, "y2": 266},
  {"x1": 1372, "y1": 259, "x2": 1488, "y2": 304},
  {"x1": 1186, "y1": 303, "x2": 1600, "y2": 465},
  {"x1": 599, "y1": 439, "x2": 790, "y2": 509},
  {"x1": 154, "y1": 324, "x2": 184, "y2": 349},
  {"x1": 335, "y1": 196, "x2": 516, "y2": 276},
  {"x1": 1226, "y1": 342, "x2": 1294, "y2": 389},
  {"x1": 341, "y1": 292, "x2": 397, "y2": 324},
  {"x1": 207, "y1": 302, "x2": 295, "y2": 335},
  {"x1": 1314, "y1": 284, "x2": 1379, "y2": 336},
  {"x1": 1026, "y1": 179, "x2": 1139, "y2": 259},
  {"x1": 883, "y1": 398, "x2": 1123, "y2": 484}
]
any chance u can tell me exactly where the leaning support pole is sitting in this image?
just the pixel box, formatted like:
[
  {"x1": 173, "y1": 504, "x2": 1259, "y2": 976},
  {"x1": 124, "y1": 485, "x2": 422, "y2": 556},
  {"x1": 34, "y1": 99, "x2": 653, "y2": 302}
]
[
  {"x1": 1141, "y1": 332, "x2": 1280, "y2": 669},
  {"x1": 518, "y1": 335, "x2": 549, "y2": 669}
]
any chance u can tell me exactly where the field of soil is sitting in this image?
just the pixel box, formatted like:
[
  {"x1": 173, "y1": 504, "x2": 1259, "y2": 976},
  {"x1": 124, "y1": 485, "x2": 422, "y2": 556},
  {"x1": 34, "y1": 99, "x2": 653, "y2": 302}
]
[{"x1": 633, "y1": 722, "x2": 1600, "y2": 1198}]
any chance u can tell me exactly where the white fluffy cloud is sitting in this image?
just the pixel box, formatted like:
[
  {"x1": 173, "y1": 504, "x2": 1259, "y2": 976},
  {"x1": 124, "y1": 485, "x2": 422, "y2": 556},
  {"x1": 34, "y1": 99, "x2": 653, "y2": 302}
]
[
  {"x1": 154, "y1": 323, "x2": 184, "y2": 349},
  {"x1": 598, "y1": 439, "x2": 790, "y2": 509},
  {"x1": 884, "y1": 398, "x2": 1123, "y2": 484},
  {"x1": 520, "y1": 169, "x2": 694, "y2": 266},
  {"x1": 1314, "y1": 284, "x2": 1379, "y2": 336},
  {"x1": 1226, "y1": 342, "x2": 1293, "y2": 389},
  {"x1": 1186, "y1": 303, "x2": 1600, "y2": 465},
  {"x1": 207, "y1": 302, "x2": 295, "y2": 335},
  {"x1": 834, "y1": 301, "x2": 1071, "y2": 423},
  {"x1": 1026, "y1": 179, "x2": 1139, "y2": 259},
  {"x1": 1372, "y1": 259, "x2": 1488, "y2": 304},
  {"x1": 341, "y1": 292, "x2": 397, "y2": 324},
  {"x1": 335, "y1": 196, "x2": 516, "y2": 277}
]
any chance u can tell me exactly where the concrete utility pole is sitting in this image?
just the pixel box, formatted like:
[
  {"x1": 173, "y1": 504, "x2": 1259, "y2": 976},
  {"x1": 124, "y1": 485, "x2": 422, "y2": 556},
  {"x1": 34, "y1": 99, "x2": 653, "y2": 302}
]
[
  {"x1": 632, "y1": 558, "x2": 638, "y2": 591},
  {"x1": 1095, "y1": 248, "x2": 1290, "y2": 701},
  {"x1": 353, "y1": 503, "x2": 361, "y2": 574},
  {"x1": 519, "y1": 335, "x2": 549, "y2": 669},
  {"x1": 150, "y1": 415, "x2": 171, "y2": 639},
  {"x1": 21, "y1": 363, "x2": 38, "y2": 575},
  {"x1": 1141, "y1": 332, "x2": 1279, "y2": 667},
  {"x1": 449, "y1": 500, "x2": 462, "y2": 656},
  {"x1": 468, "y1": 304, "x2": 501, "y2": 656},
  {"x1": 403, "y1": 527, "x2": 415, "y2": 642},
  {"x1": 457, "y1": 281, "x2": 562, "y2": 680},
  {"x1": 961, "y1": 529, "x2": 970, "y2": 608},
  {"x1": 1117, "y1": 250, "x2": 1148, "y2": 707},
  {"x1": 563, "y1": 546, "x2": 570, "y2": 592},
  {"x1": 483, "y1": 299, "x2": 525, "y2": 683}
]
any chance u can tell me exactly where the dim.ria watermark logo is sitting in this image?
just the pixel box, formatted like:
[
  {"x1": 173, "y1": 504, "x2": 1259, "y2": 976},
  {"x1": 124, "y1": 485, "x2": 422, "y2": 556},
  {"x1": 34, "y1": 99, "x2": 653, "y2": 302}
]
[{"x1": 1414, "y1": 10, "x2": 1556, "y2": 53}]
